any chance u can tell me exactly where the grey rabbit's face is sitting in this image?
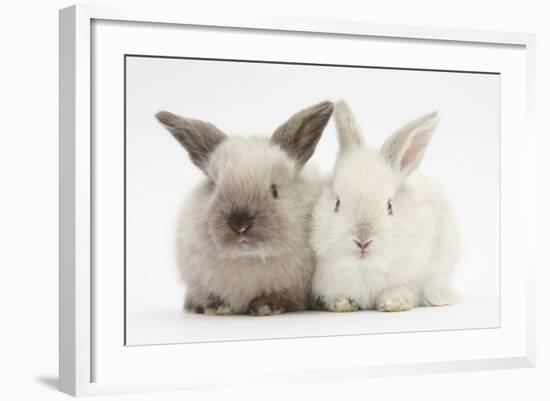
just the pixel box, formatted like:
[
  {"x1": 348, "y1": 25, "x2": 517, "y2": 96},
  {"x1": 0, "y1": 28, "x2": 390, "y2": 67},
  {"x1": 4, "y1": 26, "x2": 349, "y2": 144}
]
[
  {"x1": 205, "y1": 138, "x2": 297, "y2": 257},
  {"x1": 156, "y1": 101, "x2": 333, "y2": 257}
]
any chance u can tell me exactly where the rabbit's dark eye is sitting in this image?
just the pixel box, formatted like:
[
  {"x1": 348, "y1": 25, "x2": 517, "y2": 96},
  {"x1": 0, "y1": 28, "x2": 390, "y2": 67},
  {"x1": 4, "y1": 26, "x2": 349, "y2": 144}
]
[
  {"x1": 271, "y1": 184, "x2": 278, "y2": 199},
  {"x1": 335, "y1": 198, "x2": 341, "y2": 213},
  {"x1": 387, "y1": 199, "x2": 393, "y2": 215}
]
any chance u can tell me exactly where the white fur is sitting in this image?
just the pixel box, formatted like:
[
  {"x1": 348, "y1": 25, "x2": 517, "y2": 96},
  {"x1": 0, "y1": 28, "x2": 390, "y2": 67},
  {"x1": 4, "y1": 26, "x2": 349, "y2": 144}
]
[{"x1": 311, "y1": 101, "x2": 460, "y2": 312}]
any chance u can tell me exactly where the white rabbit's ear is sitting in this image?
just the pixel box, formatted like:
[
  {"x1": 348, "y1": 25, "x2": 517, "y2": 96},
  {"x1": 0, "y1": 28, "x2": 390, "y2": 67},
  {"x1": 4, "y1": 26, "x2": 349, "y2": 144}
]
[
  {"x1": 156, "y1": 111, "x2": 227, "y2": 173},
  {"x1": 271, "y1": 101, "x2": 333, "y2": 167},
  {"x1": 334, "y1": 100, "x2": 364, "y2": 150},
  {"x1": 381, "y1": 112, "x2": 439, "y2": 176}
]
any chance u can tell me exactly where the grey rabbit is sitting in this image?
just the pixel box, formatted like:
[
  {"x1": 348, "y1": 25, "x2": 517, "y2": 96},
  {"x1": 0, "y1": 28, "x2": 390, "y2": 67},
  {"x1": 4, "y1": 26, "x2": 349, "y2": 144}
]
[{"x1": 156, "y1": 101, "x2": 333, "y2": 315}]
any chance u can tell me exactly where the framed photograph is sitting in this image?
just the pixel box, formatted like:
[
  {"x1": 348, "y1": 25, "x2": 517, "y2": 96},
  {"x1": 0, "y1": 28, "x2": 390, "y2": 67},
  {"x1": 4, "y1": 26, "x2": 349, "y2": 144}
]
[{"x1": 59, "y1": 4, "x2": 536, "y2": 396}]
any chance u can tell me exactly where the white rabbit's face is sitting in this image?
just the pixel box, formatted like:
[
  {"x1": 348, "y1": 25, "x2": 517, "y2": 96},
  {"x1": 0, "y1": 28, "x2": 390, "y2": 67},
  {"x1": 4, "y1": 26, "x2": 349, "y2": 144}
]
[
  {"x1": 312, "y1": 100, "x2": 439, "y2": 270},
  {"x1": 312, "y1": 147, "x2": 399, "y2": 267}
]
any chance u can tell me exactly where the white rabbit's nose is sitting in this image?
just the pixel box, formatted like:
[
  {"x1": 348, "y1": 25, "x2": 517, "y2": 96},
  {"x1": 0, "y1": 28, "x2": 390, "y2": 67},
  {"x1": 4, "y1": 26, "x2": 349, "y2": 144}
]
[
  {"x1": 353, "y1": 239, "x2": 372, "y2": 250},
  {"x1": 354, "y1": 223, "x2": 371, "y2": 243}
]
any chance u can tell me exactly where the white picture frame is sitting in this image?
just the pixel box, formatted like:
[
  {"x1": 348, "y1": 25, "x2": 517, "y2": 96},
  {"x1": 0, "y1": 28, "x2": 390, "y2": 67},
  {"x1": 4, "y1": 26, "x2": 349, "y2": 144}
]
[{"x1": 59, "y1": 4, "x2": 536, "y2": 396}]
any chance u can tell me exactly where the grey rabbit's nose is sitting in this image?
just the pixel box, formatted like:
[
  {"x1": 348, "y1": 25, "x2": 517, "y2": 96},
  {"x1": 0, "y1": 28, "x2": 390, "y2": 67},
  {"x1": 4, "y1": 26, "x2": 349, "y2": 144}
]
[
  {"x1": 354, "y1": 239, "x2": 371, "y2": 250},
  {"x1": 228, "y1": 210, "x2": 254, "y2": 234}
]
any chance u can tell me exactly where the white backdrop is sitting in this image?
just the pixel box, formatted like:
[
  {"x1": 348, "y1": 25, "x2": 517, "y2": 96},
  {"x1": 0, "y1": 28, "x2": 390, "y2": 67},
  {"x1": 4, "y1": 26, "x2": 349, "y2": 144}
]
[
  {"x1": 125, "y1": 55, "x2": 500, "y2": 344},
  {"x1": 1, "y1": 0, "x2": 549, "y2": 400}
]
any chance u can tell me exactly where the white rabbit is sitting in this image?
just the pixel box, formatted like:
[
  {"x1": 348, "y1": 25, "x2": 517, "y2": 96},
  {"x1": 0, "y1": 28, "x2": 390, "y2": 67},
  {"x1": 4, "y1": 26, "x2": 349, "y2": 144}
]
[
  {"x1": 310, "y1": 101, "x2": 460, "y2": 312},
  {"x1": 156, "y1": 101, "x2": 333, "y2": 315}
]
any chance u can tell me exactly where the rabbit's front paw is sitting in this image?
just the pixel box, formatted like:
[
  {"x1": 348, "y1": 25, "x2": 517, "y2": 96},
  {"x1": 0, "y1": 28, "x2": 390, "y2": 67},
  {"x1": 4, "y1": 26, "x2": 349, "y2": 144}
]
[
  {"x1": 185, "y1": 294, "x2": 234, "y2": 315},
  {"x1": 377, "y1": 298, "x2": 412, "y2": 312},
  {"x1": 376, "y1": 291, "x2": 413, "y2": 312},
  {"x1": 376, "y1": 287, "x2": 416, "y2": 312},
  {"x1": 204, "y1": 304, "x2": 234, "y2": 315},
  {"x1": 326, "y1": 297, "x2": 359, "y2": 312},
  {"x1": 248, "y1": 294, "x2": 286, "y2": 316}
]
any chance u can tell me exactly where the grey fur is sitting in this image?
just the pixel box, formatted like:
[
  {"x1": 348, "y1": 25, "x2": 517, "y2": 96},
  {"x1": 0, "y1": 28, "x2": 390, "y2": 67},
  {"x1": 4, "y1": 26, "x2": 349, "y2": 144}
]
[
  {"x1": 271, "y1": 101, "x2": 333, "y2": 167},
  {"x1": 155, "y1": 111, "x2": 227, "y2": 173},
  {"x1": 156, "y1": 101, "x2": 333, "y2": 315}
]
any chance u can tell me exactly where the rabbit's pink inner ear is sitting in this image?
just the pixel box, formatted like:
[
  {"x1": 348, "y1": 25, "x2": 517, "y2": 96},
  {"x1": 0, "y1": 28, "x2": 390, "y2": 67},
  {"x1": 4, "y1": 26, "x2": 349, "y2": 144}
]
[
  {"x1": 380, "y1": 129, "x2": 409, "y2": 170},
  {"x1": 400, "y1": 130, "x2": 433, "y2": 173},
  {"x1": 381, "y1": 111, "x2": 439, "y2": 176}
]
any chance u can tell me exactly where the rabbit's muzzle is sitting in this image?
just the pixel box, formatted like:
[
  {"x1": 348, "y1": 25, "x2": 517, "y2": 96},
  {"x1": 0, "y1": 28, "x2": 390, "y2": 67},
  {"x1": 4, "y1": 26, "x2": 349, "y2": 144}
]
[{"x1": 227, "y1": 209, "x2": 255, "y2": 235}]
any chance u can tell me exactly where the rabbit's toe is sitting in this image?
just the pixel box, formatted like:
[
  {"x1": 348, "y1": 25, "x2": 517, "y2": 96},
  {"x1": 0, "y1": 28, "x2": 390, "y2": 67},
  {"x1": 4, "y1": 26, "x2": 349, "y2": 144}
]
[
  {"x1": 204, "y1": 304, "x2": 234, "y2": 315},
  {"x1": 248, "y1": 294, "x2": 287, "y2": 316},
  {"x1": 249, "y1": 304, "x2": 285, "y2": 316},
  {"x1": 377, "y1": 297, "x2": 413, "y2": 312},
  {"x1": 252, "y1": 305, "x2": 273, "y2": 316},
  {"x1": 327, "y1": 298, "x2": 359, "y2": 312}
]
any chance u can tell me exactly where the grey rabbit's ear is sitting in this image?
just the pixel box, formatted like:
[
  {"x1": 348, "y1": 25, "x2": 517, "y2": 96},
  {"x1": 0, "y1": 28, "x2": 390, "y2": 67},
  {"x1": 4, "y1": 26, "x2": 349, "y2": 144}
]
[
  {"x1": 271, "y1": 101, "x2": 334, "y2": 167},
  {"x1": 381, "y1": 111, "x2": 440, "y2": 177},
  {"x1": 156, "y1": 111, "x2": 227, "y2": 173}
]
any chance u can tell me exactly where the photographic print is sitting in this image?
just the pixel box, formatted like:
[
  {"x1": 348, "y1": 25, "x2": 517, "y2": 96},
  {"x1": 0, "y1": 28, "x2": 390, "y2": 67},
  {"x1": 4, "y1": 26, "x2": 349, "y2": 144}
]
[{"x1": 124, "y1": 55, "x2": 500, "y2": 345}]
